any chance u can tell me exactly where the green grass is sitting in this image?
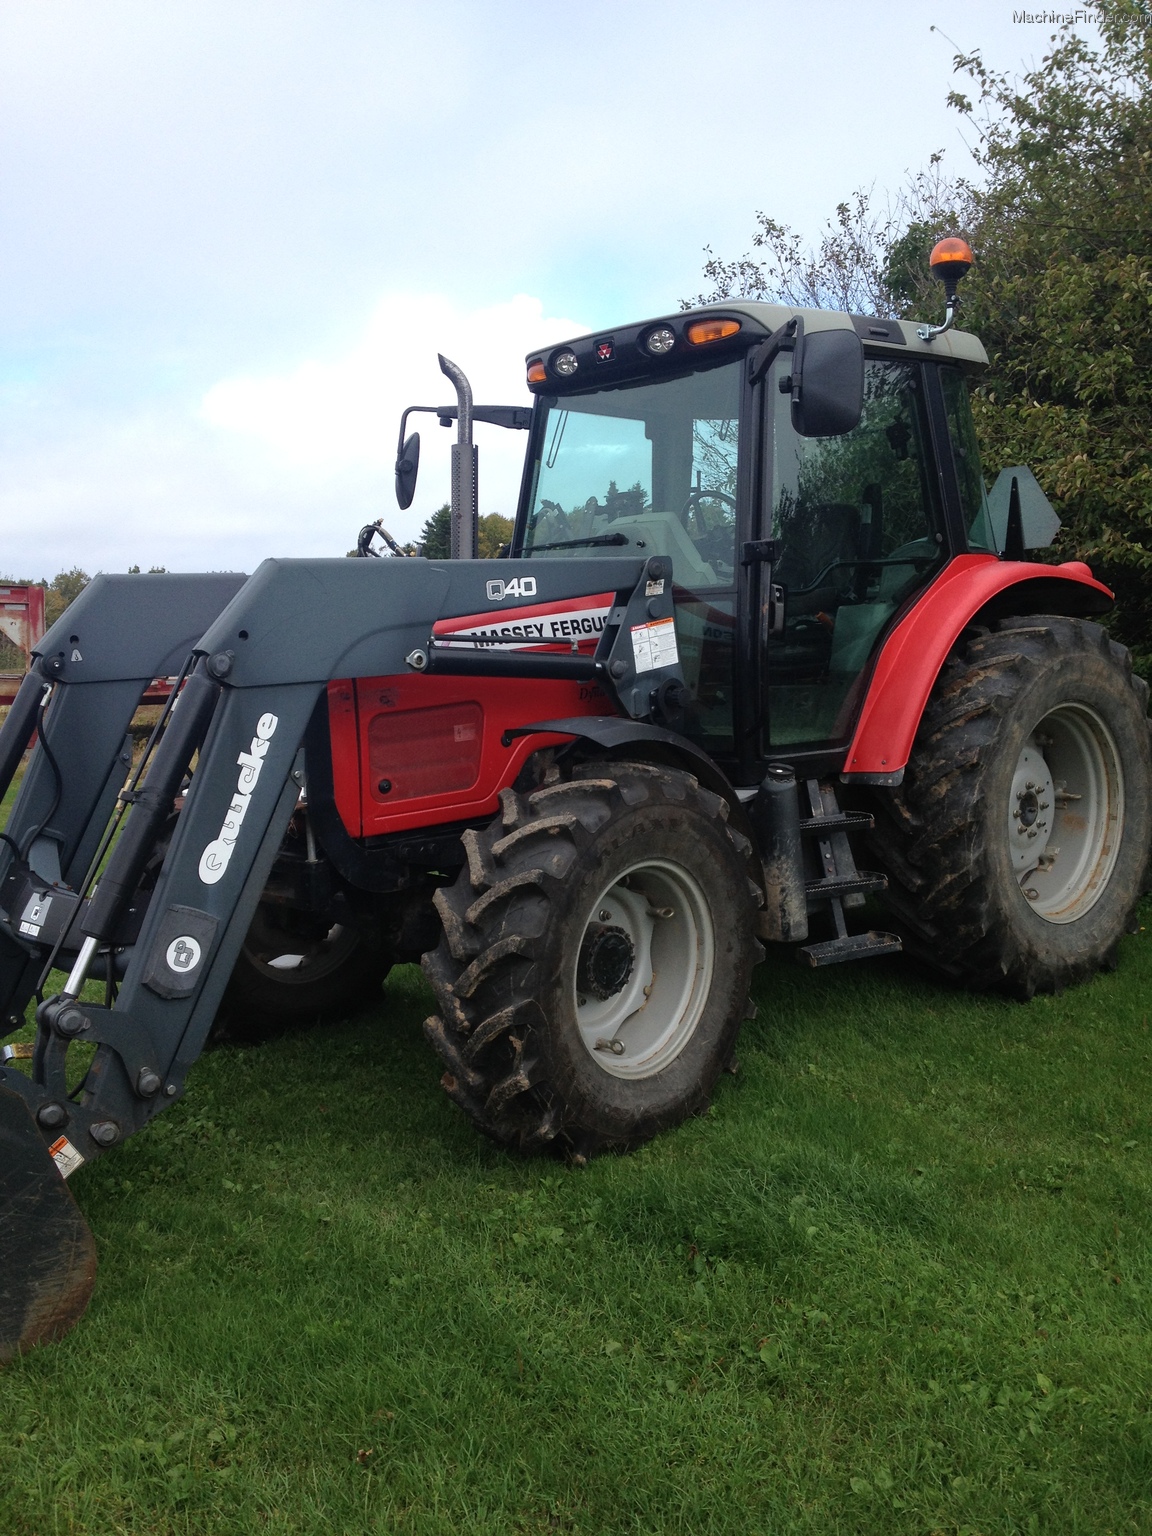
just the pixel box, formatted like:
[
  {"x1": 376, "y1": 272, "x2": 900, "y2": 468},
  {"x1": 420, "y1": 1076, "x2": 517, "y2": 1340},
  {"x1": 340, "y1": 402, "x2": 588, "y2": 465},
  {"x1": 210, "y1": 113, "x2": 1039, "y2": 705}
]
[{"x1": 2, "y1": 880, "x2": 1151, "y2": 1531}]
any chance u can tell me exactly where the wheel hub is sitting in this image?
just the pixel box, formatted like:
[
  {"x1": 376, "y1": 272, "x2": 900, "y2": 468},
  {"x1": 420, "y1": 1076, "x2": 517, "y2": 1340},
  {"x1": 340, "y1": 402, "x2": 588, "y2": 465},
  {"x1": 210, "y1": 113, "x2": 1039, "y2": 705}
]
[
  {"x1": 1007, "y1": 705, "x2": 1124, "y2": 922},
  {"x1": 1009, "y1": 743, "x2": 1054, "y2": 871},
  {"x1": 576, "y1": 924, "x2": 634, "y2": 1000},
  {"x1": 573, "y1": 860, "x2": 715, "y2": 1080}
]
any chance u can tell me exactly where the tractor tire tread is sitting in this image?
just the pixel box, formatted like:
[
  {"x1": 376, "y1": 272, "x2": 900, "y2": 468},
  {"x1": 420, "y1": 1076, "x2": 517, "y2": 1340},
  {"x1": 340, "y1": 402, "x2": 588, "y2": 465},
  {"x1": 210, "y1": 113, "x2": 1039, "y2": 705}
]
[{"x1": 864, "y1": 614, "x2": 1151, "y2": 994}]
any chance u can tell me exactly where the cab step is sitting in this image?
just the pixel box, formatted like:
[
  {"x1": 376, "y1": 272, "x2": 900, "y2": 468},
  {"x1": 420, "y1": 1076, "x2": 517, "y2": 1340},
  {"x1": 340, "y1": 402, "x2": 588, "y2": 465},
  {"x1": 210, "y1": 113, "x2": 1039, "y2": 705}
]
[
  {"x1": 795, "y1": 778, "x2": 903, "y2": 969},
  {"x1": 800, "y1": 930, "x2": 903, "y2": 967}
]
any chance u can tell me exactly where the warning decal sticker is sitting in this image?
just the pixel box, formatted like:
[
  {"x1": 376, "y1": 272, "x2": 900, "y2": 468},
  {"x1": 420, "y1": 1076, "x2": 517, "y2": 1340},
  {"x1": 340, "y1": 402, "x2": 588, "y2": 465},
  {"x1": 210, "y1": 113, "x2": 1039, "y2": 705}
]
[
  {"x1": 631, "y1": 617, "x2": 679, "y2": 673},
  {"x1": 48, "y1": 1136, "x2": 85, "y2": 1180}
]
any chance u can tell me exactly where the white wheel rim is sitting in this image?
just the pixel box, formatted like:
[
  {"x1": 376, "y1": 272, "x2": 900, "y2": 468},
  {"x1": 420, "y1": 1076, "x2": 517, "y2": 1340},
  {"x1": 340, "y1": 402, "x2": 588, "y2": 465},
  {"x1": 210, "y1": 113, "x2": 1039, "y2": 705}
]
[
  {"x1": 246, "y1": 922, "x2": 357, "y2": 979},
  {"x1": 573, "y1": 859, "x2": 715, "y2": 1080},
  {"x1": 1008, "y1": 703, "x2": 1124, "y2": 924}
]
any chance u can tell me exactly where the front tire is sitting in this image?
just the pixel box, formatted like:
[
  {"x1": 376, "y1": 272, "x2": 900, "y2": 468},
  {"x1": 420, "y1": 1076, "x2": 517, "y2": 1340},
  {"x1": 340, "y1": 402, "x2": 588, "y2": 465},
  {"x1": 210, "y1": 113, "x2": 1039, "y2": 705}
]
[
  {"x1": 868, "y1": 615, "x2": 1152, "y2": 996},
  {"x1": 422, "y1": 762, "x2": 762, "y2": 1158},
  {"x1": 224, "y1": 901, "x2": 391, "y2": 1028}
]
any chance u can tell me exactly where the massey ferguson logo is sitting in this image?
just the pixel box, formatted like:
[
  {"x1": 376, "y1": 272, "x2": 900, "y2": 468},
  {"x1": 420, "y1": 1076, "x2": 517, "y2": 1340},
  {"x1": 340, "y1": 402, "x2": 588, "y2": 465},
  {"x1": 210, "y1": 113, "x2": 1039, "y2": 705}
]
[
  {"x1": 198, "y1": 712, "x2": 279, "y2": 885},
  {"x1": 486, "y1": 576, "x2": 536, "y2": 602}
]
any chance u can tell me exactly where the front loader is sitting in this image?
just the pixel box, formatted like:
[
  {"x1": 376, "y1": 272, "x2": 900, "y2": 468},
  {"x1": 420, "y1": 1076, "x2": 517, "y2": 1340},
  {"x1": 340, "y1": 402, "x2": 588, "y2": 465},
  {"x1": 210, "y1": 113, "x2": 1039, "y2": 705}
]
[{"x1": 2, "y1": 241, "x2": 1149, "y2": 1358}]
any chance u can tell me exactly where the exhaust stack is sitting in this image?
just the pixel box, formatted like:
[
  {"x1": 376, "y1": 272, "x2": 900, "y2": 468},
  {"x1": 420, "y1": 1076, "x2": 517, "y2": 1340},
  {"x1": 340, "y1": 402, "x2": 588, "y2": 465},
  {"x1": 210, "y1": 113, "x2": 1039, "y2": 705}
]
[{"x1": 438, "y1": 354, "x2": 478, "y2": 560}]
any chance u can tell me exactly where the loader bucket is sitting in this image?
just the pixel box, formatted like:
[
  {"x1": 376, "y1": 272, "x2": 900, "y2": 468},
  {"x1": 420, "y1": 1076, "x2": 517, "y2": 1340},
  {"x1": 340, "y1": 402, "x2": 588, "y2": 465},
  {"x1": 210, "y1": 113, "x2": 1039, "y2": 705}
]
[{"x1": 0, "y1": 1085, "x2": 97, "y2": 1362}]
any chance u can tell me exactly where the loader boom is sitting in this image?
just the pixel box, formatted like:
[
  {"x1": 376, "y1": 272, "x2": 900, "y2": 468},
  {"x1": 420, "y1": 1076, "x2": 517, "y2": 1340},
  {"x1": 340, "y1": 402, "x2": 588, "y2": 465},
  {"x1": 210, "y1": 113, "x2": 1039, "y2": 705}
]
[{"x1": 0, "y1": 554, "x2": 683, "y2": 1357}]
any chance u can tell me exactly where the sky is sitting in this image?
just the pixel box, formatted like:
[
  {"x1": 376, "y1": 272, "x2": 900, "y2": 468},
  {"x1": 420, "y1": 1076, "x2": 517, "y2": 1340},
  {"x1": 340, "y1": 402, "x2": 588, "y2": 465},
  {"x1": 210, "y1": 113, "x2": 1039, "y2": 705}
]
[{"x1": 0, "y1": 0, "x2": 1104, "y2": 579}]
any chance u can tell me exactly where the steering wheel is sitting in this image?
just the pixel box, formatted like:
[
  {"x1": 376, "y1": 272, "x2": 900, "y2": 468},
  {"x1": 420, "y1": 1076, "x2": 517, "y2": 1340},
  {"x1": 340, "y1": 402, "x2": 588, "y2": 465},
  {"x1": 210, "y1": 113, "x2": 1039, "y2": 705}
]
[
  {"x1": 680, "y1": 489, "x2": 737, "y2": 570},
  {"x1": 681, "y1": 488, "x2": 736, "y2": 533}
]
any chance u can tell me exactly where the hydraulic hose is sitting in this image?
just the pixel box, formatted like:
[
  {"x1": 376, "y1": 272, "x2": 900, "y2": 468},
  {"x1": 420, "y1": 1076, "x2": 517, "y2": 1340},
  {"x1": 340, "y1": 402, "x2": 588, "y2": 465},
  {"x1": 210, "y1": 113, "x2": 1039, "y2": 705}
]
[
  {"x1": 0, "y1": 670, "x2": 47, "y2": 806},
  {"x1": 81, "y1": 665, "x2": 222, "y2": 945}
]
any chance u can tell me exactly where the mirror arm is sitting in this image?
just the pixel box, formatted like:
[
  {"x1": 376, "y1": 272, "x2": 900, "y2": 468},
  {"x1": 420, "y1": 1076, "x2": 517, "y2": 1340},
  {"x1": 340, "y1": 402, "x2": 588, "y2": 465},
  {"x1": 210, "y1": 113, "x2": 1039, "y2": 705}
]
[{"x1": 747, "y1": 317, "x2": 799, "y2": 387}]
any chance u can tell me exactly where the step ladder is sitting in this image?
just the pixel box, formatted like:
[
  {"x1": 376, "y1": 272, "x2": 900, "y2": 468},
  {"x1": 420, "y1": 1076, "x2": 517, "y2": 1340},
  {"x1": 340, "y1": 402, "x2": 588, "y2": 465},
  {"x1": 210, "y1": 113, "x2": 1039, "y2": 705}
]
[{"x1": 798, "y1": 779, "x2": 902, "y2": 968}]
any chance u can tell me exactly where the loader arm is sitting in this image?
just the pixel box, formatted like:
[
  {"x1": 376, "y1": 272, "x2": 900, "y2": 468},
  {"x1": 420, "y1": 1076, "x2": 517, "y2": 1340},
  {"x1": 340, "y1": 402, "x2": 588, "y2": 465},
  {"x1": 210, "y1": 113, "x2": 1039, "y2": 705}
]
[{"x1": 0, "y1": 552, "x2": 679, "y2": 1359}]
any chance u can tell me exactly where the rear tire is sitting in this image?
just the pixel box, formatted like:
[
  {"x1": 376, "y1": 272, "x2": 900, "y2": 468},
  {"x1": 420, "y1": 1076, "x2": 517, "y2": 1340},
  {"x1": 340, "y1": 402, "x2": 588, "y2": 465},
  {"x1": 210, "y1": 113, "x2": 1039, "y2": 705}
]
[
  {"x1": 422, "y1": 762, "x2": 762, "y2": 1158},
  {"x1": 867, "y1": 615, "x2": 1152, "y2": 996}
]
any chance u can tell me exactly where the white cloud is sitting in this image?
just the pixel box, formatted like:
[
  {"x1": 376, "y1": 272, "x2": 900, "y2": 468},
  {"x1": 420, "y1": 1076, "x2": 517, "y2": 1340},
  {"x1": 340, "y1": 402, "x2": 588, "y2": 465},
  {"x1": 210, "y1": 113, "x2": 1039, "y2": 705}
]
[{"x1": 199, "y1": 292, "x2": 587, "y2": 537}]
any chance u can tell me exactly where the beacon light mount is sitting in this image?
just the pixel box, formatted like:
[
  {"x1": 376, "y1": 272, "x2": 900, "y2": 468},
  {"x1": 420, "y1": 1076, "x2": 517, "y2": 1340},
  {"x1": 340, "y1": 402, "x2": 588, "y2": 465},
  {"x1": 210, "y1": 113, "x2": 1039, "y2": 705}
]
[{"x1": 917, "y1": 237, "x2": 975, "y2": 342}]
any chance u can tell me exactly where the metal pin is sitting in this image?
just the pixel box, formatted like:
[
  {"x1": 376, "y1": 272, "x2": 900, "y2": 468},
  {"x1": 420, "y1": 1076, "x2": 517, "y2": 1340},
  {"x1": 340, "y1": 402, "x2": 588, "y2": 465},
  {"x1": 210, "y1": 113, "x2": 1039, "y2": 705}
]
[{"x1": 62, "y1": 935, "x2": 100, "y2": 999}]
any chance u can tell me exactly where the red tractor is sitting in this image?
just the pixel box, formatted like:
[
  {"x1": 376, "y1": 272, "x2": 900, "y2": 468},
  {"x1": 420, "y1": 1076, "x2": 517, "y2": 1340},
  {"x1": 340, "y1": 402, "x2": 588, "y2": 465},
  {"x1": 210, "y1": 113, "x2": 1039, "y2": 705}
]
[{"x1": 1, "y1": 242, "x2": 1148, "y2": 1356}]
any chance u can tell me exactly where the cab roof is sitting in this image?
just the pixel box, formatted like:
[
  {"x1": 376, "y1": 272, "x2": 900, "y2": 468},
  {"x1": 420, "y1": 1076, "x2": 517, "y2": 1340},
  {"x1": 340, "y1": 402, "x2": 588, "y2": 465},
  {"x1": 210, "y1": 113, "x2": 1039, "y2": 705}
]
[{"x1": 527, "y1": 299, "x2": 988, "y2": 392}]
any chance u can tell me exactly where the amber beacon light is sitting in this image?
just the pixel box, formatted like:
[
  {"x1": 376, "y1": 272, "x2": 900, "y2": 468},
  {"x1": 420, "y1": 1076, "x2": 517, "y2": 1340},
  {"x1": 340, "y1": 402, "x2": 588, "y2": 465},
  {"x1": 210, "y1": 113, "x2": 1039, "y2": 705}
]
[{"x1": 919, "y1": 236, "x2": 975, "y2": 341}]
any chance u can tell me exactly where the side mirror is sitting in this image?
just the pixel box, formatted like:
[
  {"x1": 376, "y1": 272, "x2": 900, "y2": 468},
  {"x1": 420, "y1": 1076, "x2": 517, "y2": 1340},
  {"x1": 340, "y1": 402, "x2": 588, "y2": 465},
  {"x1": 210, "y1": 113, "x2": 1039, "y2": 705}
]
[
  {"x1": 791, "y1": 329, "x2": 864, "y2": 438},
  {"x1": 395, "y1": 432, "x2": 420, "y2": 510}
]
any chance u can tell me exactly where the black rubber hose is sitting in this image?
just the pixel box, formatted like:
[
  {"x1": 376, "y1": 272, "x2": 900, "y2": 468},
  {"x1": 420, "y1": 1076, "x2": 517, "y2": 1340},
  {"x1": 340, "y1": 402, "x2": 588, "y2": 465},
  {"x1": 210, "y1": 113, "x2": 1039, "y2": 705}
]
[
  {"x1": 425, "y1": 648, "x2": 599, "y2": 681},
  {"x1": 20, "y1": 693, "x2": 64, "y2": 860},
  {"x1": 81, "y1": 666, "x2": 222, "y2": 944},
  {"x1": 0, "y1": 670, "x2": 45, "y2": 805}
]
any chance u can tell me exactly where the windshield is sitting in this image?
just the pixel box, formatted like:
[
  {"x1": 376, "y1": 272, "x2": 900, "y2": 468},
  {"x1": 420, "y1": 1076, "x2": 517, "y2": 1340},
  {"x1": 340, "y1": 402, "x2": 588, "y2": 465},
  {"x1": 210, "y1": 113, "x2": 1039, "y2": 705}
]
[{"x1": 519, "y1": 360, "x2": 743, "y2": 588}]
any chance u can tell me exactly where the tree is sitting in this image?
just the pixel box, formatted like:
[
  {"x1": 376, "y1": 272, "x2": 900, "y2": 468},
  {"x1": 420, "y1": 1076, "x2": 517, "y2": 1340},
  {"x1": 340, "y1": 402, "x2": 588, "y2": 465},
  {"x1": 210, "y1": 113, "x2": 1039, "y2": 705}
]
[
  {"x1": 419, "y1": 505, "x2": 451, "y2": 559},
  {"x1": 689, "y1": 6, "x2": 1152, "y2": 670},
  {"x1": 944, "y1": 8, "x2": 1152, "y2": 667},
  {"x1": 686, "y1": 164, "x2": 968, "y2": 319},
  {"x1": 478, "y1": 513, "x2": 513, "y2": 558},
  {"x1": 44, "y1": 568, "x2": 90, "y2": 627},
  {"x1": 419, "y1": 505, "x2": 512, "y2": 558}
]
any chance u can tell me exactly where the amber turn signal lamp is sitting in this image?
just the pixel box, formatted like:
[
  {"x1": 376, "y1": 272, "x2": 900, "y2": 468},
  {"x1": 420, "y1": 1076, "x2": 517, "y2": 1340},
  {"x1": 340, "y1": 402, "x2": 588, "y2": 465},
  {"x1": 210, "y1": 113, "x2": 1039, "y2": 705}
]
[
  {"x1": 526, "y1": 359, "x2": 547, "y2": 384},
  {"x1": 685, "y1": 318, "x2": 741, "y2": 345}
]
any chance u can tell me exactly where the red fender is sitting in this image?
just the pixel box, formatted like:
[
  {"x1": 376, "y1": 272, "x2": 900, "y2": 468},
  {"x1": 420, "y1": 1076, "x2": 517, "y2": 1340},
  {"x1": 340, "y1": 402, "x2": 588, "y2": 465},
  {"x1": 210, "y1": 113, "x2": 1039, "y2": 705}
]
[{"x1": 842, "y1": 554, "x2": 1114, "y2": 782}]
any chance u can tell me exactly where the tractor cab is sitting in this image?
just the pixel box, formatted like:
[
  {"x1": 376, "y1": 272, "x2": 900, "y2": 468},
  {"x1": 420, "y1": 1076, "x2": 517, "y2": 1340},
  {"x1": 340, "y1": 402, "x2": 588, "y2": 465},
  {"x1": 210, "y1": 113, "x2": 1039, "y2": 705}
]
[{"x1": 511, "y1": 296, "x2": 1005, "y2": 784}]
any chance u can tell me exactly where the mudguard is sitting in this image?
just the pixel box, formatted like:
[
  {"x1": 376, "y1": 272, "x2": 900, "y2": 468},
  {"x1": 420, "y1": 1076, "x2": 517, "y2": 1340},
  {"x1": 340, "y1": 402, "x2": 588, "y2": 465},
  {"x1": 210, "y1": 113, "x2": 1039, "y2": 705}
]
[{"x1": 842, "y1": 555, "x2": 1113, "y2": 784}]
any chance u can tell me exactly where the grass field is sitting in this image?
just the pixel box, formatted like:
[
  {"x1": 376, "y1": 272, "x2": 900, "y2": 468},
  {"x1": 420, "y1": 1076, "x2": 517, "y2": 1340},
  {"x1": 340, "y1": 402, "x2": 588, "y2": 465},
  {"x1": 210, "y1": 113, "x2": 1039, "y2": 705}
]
[{"x1": 2, "y1": 881, "x2": 1150, "y2": 1534}]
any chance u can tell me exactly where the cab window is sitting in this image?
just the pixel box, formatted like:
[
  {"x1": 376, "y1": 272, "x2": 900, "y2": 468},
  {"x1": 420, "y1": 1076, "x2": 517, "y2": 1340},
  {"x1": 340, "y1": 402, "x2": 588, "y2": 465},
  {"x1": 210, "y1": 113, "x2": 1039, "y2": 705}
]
[{"x1": 767, "y1": 357, "x2": 945, "y2": 747}]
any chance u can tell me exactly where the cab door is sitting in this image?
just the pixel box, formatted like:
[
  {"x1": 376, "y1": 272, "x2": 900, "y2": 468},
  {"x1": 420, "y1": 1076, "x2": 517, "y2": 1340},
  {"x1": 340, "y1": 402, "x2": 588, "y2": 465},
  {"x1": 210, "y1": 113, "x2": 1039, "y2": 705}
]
[{"x1": 761, "y1": 355, "x2": 948, "y2": 753}]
